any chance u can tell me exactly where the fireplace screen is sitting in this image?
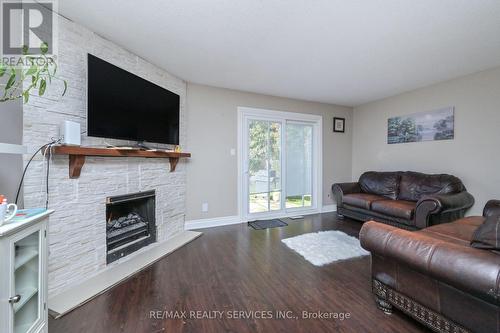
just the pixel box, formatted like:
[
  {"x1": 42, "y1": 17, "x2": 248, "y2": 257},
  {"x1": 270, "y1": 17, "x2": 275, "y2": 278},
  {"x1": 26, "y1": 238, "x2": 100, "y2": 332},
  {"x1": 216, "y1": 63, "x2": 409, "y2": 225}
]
[{"x1": 106, "y1": 190, "x2": 156, "y2": 264}]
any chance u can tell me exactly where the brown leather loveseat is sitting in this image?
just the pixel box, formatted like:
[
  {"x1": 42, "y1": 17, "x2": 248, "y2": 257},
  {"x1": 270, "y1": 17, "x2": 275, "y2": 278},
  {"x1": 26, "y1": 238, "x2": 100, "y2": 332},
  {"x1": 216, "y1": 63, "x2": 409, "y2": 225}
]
[
  {"x1": 360, "y1": 200, "x2": 500, "y2": 333},
  {"x1": 333, "y1": 171, "x2": 474, "y2": 229}
]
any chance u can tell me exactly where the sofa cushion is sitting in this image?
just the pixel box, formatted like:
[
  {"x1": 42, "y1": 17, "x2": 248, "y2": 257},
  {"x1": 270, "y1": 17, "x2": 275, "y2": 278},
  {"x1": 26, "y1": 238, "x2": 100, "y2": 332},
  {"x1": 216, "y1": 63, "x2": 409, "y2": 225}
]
[
  {"x1": 359, "y1": 171, "x2": 400, "y2": 199},
  {"x1": 343, "y1": 193, "x2": 386, "y2": 210},
  {"x1": 398, "y1": 171, "x2": 465, "y2": 202},
  {"x1": 371, "y1": 199, "x2": 416, "y2": 220},
  {"x1": 421, "y1": 216, "x2": 484, "y2": 246},
  {"x1": 471, "y1": 215, "x2": 500, "y2": 250}
]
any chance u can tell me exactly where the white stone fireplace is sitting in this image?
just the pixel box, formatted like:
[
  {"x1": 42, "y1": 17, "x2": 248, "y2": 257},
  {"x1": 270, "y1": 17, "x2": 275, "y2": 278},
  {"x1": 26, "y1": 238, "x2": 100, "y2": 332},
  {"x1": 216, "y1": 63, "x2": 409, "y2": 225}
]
[{"x1": 22, "y1": 15, "x2": 187, "y2": 297}]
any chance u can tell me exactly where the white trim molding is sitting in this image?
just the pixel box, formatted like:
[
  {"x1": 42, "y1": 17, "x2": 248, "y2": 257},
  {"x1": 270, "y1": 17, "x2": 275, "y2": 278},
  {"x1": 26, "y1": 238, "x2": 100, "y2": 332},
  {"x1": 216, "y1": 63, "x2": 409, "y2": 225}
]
[
  {"x1": 185, "y1": 206, "x2": 336, "y2": 230},
  {"x1": 185, "y1": 215, "x2": 243, "y2": 230},
  {"x1": 321, "y1": 204, "x2": 337, "y2": 213}
]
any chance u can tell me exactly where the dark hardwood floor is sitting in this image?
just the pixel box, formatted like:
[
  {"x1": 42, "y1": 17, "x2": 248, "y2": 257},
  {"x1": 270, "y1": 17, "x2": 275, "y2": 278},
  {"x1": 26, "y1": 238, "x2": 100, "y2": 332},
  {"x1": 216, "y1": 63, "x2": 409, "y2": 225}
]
[{"x1": 49, "y1": 213, "x2": 429, "y2": 333}]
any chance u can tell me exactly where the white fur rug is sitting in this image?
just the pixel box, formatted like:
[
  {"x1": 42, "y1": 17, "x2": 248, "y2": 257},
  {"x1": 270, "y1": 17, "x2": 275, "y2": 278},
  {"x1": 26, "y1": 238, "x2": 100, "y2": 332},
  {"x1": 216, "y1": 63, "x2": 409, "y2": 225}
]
[{"x1": 281, "y1": 230, "x2": 370, "y2": 266}]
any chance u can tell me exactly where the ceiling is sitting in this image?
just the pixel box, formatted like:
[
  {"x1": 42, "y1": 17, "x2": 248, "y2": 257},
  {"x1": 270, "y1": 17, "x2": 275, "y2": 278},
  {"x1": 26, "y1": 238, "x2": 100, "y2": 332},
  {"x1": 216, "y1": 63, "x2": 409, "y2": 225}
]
[{"x1": 58, "y1": 0, "x2": 500, "y2": 106}]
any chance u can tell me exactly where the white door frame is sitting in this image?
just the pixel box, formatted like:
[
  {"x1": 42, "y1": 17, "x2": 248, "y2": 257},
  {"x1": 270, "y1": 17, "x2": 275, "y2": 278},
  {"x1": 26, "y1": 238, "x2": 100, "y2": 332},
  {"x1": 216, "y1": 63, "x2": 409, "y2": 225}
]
[{"x1": 237, "y1": 107, "x2": 323, "y2": 221}]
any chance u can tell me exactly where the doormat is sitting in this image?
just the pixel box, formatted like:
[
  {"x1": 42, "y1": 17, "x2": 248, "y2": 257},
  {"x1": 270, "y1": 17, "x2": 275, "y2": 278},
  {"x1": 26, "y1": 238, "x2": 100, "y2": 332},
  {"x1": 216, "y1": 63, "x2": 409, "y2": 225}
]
[{"x1": 248, "y1": 219, "x2": 288, "y2": 230}]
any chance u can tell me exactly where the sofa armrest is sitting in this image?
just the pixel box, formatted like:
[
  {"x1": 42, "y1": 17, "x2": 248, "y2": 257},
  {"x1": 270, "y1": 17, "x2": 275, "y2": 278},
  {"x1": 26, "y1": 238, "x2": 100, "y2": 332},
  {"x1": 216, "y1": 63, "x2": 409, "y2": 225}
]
[
  {"x1": 360, "y1": 221, "x2": 500, "y2": 305},
  {"x1": 332, "y1": 182, "x2": 361, "y2": 207},
  {"x1": 415, "y1": 191, "x2": 475, "y2": 229},
  {"x1": 483, "y1": 200, "x2": 500, "y2": 217}
]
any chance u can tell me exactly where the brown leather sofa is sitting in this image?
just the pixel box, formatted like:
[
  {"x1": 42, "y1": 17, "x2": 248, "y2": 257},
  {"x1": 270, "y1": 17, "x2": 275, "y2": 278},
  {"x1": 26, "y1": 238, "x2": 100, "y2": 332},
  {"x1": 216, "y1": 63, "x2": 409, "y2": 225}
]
[
  {"x1": 333, "y1": 171, "x2": 474, "y2": 230},
  {"x1": 360, "y1": 200, "x2": 500, "y2": 333}
]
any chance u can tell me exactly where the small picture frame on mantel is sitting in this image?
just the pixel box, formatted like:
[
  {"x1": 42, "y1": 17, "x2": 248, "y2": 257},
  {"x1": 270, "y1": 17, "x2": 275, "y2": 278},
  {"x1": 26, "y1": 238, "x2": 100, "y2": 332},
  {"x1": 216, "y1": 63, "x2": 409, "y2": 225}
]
[{"x1": 333, "y1": 117, "x2": 345, "y2": 133}]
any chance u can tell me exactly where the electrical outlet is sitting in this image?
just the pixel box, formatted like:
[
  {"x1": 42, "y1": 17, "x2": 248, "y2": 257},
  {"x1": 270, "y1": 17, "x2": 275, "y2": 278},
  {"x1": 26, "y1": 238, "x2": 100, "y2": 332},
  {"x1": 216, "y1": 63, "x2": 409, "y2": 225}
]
[
  {"x1": 202, "y1": 202, "x2": 209, "y2": 212},
  {"x1": 230, "y1": 148, "x2": 236, "y2": 156}
]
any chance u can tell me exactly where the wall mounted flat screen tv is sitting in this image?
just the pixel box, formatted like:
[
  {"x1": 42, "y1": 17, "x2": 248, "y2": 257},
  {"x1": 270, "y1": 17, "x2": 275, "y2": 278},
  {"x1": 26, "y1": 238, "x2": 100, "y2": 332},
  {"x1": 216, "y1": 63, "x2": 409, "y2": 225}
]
[{"x1": 87, "y1": 54, "x2": 180, "y2": 145}]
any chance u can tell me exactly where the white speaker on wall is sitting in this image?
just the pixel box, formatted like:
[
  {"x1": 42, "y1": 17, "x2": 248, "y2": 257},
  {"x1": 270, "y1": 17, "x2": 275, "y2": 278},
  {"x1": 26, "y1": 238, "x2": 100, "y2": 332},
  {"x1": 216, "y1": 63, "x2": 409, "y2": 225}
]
[{"x1": 60, "y1": 121, "x2": 81, "y2": 146}]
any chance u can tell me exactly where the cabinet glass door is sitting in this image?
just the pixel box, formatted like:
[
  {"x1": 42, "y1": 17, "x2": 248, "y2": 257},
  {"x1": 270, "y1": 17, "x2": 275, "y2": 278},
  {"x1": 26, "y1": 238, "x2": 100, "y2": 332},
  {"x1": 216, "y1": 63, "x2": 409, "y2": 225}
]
[{"x1": 12, "y1": 231, "x2": 40, "y2": 333}]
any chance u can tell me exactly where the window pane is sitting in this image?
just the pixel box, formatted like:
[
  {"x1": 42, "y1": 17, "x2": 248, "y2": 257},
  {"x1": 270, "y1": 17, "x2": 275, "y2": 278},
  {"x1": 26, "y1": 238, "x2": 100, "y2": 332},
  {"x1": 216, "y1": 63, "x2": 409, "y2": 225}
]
[
  {"x1": 286, "y1": 123, "x2": 313, "y2": 209},
  {"x1": 270, "y1": 191, "x2": 281, "y2": 211},
  {"x1": 248, "y1": 120, "x2": 281, "y2": 213},
  {"x1": 249, "y1": 193, "x2": 269, "y2": 213},
  {"x1": 249, "y1": 120, "x2": 268, "y2": 196}
]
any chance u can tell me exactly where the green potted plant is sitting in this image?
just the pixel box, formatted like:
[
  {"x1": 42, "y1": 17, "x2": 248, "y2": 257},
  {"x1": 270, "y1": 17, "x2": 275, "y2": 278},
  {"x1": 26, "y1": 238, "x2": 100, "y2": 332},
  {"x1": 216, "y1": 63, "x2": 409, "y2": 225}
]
[{"x1": 1, "y1": 43, "x2": 67, "y2": 103}]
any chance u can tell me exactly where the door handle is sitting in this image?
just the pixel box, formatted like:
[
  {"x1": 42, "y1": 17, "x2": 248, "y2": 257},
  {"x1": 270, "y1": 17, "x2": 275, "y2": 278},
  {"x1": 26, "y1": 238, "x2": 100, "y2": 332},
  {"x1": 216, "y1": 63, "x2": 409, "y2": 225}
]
[{"x1": 9, "y1": 295, "x2": 21, "y2": 304}]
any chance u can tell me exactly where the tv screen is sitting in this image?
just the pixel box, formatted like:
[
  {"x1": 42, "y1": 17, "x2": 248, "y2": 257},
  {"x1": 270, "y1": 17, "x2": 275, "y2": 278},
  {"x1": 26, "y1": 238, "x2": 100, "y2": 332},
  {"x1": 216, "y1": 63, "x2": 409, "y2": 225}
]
[{"x1": 87, "y1": 54, "x2": 180, "y2": 145}]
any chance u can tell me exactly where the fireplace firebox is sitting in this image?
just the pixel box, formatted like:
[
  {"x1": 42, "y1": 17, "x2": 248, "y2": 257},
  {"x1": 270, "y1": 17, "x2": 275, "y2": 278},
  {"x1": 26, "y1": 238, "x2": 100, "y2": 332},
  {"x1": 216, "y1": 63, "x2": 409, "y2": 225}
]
[{"x1": 106, "y1": 190, "x2": 156, "y2": 264}]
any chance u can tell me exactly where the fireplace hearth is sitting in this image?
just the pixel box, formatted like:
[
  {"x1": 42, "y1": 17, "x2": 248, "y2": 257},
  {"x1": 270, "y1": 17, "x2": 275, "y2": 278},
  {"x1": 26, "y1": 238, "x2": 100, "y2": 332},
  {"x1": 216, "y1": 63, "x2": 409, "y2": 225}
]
[{"x1": 106, "y1": 191, "x2": 156, "y2": 264}]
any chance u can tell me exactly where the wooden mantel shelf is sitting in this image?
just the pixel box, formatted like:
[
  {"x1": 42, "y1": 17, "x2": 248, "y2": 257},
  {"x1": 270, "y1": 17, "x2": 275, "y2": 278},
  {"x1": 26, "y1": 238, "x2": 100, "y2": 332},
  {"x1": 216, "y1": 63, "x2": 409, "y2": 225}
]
[{"x1": 44, "y1": 146, "x2": 191, "y2": 178}]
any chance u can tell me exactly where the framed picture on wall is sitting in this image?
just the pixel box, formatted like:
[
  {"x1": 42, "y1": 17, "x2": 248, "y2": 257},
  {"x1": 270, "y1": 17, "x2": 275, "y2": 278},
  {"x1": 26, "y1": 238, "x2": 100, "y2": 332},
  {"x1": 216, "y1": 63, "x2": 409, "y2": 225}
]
[
  {"x1": 333, "y1": 117, "x2": 345, "y2": 133},
  {"x1": 387, "y1": 106, "x2": 454, "y2": 144}
]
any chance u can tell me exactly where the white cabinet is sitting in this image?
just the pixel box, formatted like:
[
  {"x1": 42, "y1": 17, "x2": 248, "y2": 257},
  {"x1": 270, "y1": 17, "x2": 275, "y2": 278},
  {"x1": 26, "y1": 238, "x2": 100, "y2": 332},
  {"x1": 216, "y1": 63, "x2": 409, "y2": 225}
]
[{"x1": 0, "y1": 211, "x2": 52, "y2": 333}]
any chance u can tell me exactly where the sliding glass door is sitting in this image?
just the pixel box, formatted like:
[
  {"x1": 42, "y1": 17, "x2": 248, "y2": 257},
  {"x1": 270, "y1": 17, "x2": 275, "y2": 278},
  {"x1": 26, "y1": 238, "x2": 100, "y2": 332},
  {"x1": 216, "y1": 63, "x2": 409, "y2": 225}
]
[{"x1": 242, "y1": 111, "x2": 318, "y2": 219}]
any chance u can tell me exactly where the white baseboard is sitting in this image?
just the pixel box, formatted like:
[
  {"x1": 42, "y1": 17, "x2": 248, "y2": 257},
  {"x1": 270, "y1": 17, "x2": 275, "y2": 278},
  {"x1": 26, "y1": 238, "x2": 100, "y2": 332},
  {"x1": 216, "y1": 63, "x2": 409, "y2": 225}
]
[
  {"x1": 185, "y1": 215, "x2": 243, "y2": 230},
  {"x1": 321, "y1": 204, "x2": 337, "y2": 213},
  {"x1": 186, "y1": 206, "x2": 337, "y2": 230}
]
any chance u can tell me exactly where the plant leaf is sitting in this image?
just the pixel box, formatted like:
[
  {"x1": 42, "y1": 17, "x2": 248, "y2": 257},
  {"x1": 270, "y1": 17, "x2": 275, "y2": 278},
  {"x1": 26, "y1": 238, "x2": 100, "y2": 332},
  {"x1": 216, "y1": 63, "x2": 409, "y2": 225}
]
[
  {"x1": 39, "y1": 79, "x2": 46, "y2": 96},
  {"x1": 0, "y1": 63, "x2": 6, "y2": 77},
  {"x1": 40, "y1": 42, "x2": 48, "y2": 55},
  {"x1": 23, "y1": 91, "x2": 30, "y2": 103},
  {"x1": 62, "y1": 80, "x2": 68, "y2": 96},
  {"x1": 52, "y1": 61, "x2": 58, "y2": 76},
  {"x1": 25, "y1": 64, "x2": 37, "y2": 76},
  {"x1": 5, "y1": 73, "x2": 16, "y2": 90},
  {"x1": 43, "y1": 63, "x2": 49, "y2": 79},
  {"x1": 22, "y1": 45, "x2": 29, "y2": 55}
]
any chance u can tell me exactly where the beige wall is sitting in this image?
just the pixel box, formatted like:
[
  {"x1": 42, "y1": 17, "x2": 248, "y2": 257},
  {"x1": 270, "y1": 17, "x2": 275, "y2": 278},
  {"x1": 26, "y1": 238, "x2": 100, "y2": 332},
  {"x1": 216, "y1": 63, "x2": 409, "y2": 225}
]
[
  {"x1": 353, "y1": 67, "x2": 500, "y2": 215},
  {"x1": 186, "y1": 83, "x2": 353, "y2": 220}
]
